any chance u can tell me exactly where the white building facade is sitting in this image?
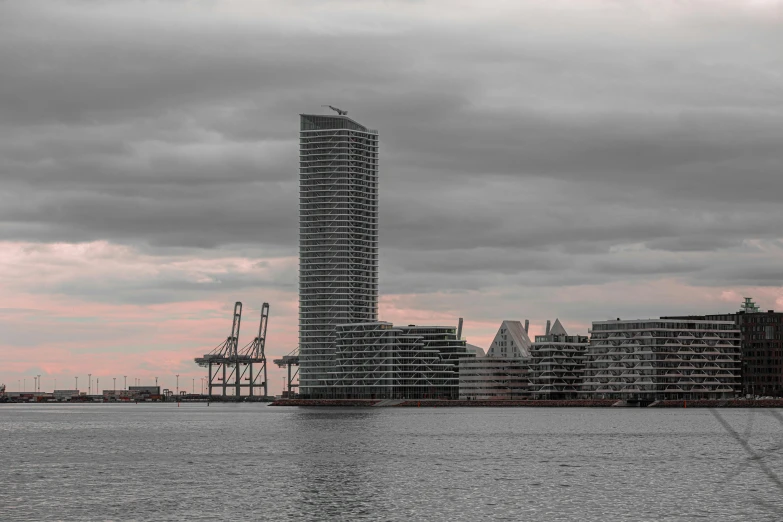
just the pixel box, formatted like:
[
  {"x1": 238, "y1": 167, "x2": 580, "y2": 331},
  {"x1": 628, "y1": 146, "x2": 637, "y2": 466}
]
[
  {"x1": 331, "y1": 322, "x2": 463, "y2": 399},
  {"x1": 486, "y1": 320, "x2": 532, "y2": 358},
  {"x1": 529, "y1": 319, "x2": 589, "y2": 400},
  {"x1": 581, "y1": 318, "x2": 741, "y2": 401}
]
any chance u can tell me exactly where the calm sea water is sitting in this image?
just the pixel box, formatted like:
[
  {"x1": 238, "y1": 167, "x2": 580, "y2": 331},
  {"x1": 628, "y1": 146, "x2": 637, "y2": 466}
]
[{"x1": 2, "y1": 404, "x2": 783, "y2": 521}]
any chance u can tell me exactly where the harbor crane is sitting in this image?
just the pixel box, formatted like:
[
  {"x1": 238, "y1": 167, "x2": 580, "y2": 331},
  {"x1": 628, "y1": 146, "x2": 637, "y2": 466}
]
[
  {"x1": 194, "y1": 302, "x2": 270, "y2": 398},
  {"x1": 321, "y1": 105, "x2": 347, "y2": 116},
  {"x1": 273, "y1": 347, "x2": 299, "y2": 398}
]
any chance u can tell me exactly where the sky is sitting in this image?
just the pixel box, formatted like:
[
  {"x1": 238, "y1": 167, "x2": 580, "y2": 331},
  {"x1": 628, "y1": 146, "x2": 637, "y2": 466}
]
[{"x1": 2, "y1": 0, "x2": 783, "y2": 395}]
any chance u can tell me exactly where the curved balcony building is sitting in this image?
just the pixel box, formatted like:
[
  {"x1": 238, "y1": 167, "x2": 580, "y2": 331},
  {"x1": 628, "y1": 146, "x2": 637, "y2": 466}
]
[
  {"x1": 331, "y1": 322, "x2": 456, "y2": 399},
  {"x1": 529, "y1": 319, "x2": 589, "y2": 400},
  {"x1": 581, "y1": 319, "x2": 741, "y2": 401}
]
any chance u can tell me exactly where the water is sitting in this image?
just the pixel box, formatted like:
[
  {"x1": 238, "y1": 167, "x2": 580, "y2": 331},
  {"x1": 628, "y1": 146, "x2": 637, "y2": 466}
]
[{"x1": 2, "y1": 404, "x2": 783, "y2": 521}]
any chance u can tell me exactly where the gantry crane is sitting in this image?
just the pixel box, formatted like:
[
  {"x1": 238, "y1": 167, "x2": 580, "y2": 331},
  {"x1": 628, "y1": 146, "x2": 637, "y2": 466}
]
[
  {"x1": 194, "y1": 302, "x2": 270, "y2": 398},
  {"x1": 273, "y1": 347, "x2": 299, "y2": 398}
]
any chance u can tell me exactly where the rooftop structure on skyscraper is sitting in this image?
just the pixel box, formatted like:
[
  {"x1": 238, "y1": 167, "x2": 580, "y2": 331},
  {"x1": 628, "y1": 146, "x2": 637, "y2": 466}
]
[{"x1": 740, "y1": 297, "x2": 761, "y2": 314}]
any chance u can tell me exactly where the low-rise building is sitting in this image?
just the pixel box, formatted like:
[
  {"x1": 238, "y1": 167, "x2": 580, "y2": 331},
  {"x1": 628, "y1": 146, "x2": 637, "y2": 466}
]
[
  {"x1": 53, "y1": 390, "x2": 79, "y2": 401},
  {"x1": 103, "y1": 389, "x2": 134, "y2": 400},
  {"x1": 458, "y1": 357, "x2": 530, "y2": 400},
  {"x1": 129, "y1": 386, "x2": 161, "y2": 398}
]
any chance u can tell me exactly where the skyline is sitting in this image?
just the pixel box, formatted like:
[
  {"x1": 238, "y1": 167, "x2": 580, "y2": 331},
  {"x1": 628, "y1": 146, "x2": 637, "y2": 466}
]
[{"x1": 3, "y1": 0, "x2": 783, "y2": 396}]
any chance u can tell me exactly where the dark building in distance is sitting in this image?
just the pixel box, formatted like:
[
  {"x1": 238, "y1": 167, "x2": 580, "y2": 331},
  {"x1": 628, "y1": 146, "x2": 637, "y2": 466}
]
[{"x1": 737, "y1": 308, "x2": 783, "y2": 396}]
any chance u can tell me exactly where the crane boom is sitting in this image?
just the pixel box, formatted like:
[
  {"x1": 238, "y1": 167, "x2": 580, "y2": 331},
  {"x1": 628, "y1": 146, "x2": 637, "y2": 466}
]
[{"x1": 321, "y1": 104, "x2": 347, "y2": 116}]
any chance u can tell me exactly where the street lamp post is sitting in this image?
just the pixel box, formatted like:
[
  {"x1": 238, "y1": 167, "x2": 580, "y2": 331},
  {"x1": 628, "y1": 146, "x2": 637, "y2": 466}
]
[
  {"x1": 37, "y1": 374, "x2": 41, "y2": 393},
  {"x1": 88, "y1": 374, "x2": 92, "y2": 395},
  {"x1": 75, "y1": 376, "x2": 78, "y2": 390},
  {"x1": 124, "y1": 376, "x2": 127, "y2": 390},
  {"x1": 192, "y1": 378, "x2": 194, "y2": 394},
  {"x1": 176, "y1": 374, "x2": 179, "y2": 398}
]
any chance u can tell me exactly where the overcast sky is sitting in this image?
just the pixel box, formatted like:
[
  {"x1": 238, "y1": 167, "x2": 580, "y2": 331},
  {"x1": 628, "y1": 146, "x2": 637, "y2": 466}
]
[{"x1": 2, "y1": 0, "x2": 783, "y2": 394}]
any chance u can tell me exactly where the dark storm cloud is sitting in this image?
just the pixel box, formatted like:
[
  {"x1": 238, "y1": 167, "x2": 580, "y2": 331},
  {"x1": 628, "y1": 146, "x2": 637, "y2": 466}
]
[{"x1": 2, "y1": 0, "x2": 783, "y2": 304}]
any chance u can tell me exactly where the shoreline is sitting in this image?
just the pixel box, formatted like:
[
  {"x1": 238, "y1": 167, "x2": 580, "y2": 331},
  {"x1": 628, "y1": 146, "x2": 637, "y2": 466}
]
[{"x1": 270, "y1": 398, "x2": 783, "y2": 408}]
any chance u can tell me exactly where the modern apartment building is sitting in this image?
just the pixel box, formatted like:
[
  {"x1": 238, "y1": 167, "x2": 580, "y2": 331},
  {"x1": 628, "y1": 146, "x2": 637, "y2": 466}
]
[
  {"x1": 486, "y1": 320, "x2": 532, "y2": 357},
  {"x1": 581, "y1": 318, "x2": 741, "y2": 401},
  {"x1": 529, "y1": 319, "x2": 589, "y2": 400},
  {"x1": 459, "y1": 319, "x2": 533, "y2": 400},
  {"x1": 665, "y1": 299, "x2": 783, "y2": 397},
  {"x1": 398, "y1": 325, "x2": 472, "y2": 394},
  {"x1": 738, "y1": 310, "x2": 783, "y2": 396},
  {"x1": 331, "y1": 322, "x2": 463, "y2": 399},
  {"x1": 299, "y1": 113, "x2": 379, "y2": 397}
]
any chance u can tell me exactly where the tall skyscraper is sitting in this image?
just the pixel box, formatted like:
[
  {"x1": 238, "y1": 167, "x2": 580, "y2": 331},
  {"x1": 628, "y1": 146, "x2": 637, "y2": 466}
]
[{"x1": 299, "y1": 112, "x2": 379, "y2": 398}]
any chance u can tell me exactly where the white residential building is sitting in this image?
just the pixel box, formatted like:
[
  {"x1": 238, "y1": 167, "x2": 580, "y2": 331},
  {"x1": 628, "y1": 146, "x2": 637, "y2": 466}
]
[
  {"x1": 581, "y1": 318, "x2": 741, "y2": 401},
  {"x1": 529, "y1": 319, "x2": 589, "y2": 400},
  {"x1": 331, "y1": 322, "x2": 463, "y2": 399},
  {"x1": 486, "y1": 320, "x2": 532, "y2": 358}
]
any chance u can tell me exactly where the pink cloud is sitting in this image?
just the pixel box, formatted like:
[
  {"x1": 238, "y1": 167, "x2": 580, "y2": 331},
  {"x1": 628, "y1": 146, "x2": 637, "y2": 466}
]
[
  {"x1": 3, "y1": 241, "x2": 783, "y2": 395},
  {"x1": 0, "y1": 241, "x2": 299, "y2": 394}
]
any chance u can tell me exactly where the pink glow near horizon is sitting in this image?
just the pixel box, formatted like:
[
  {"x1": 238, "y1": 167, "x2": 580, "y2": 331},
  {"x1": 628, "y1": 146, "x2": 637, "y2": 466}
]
[{"x1": 3, "y1": 240, "x2": 783, "y2": 394}]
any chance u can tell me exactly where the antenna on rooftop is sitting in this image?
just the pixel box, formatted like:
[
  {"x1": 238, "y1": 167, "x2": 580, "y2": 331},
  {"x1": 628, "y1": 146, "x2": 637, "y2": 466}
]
[{"x1": 321, "y1": 105, "x2": 348, "y2": 116}]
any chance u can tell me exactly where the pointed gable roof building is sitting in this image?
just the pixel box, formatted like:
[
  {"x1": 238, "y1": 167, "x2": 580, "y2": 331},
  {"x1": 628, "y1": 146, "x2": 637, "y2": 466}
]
[
  {"x1": 487, "y1": 320, "x2": 532, "y2": 358},
  {"x1": 548, "y1": 318, "x2": 568, "y2": 337},
  {"x1": 529, "y1": 319, "x2": 589, "y2": 400}
]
